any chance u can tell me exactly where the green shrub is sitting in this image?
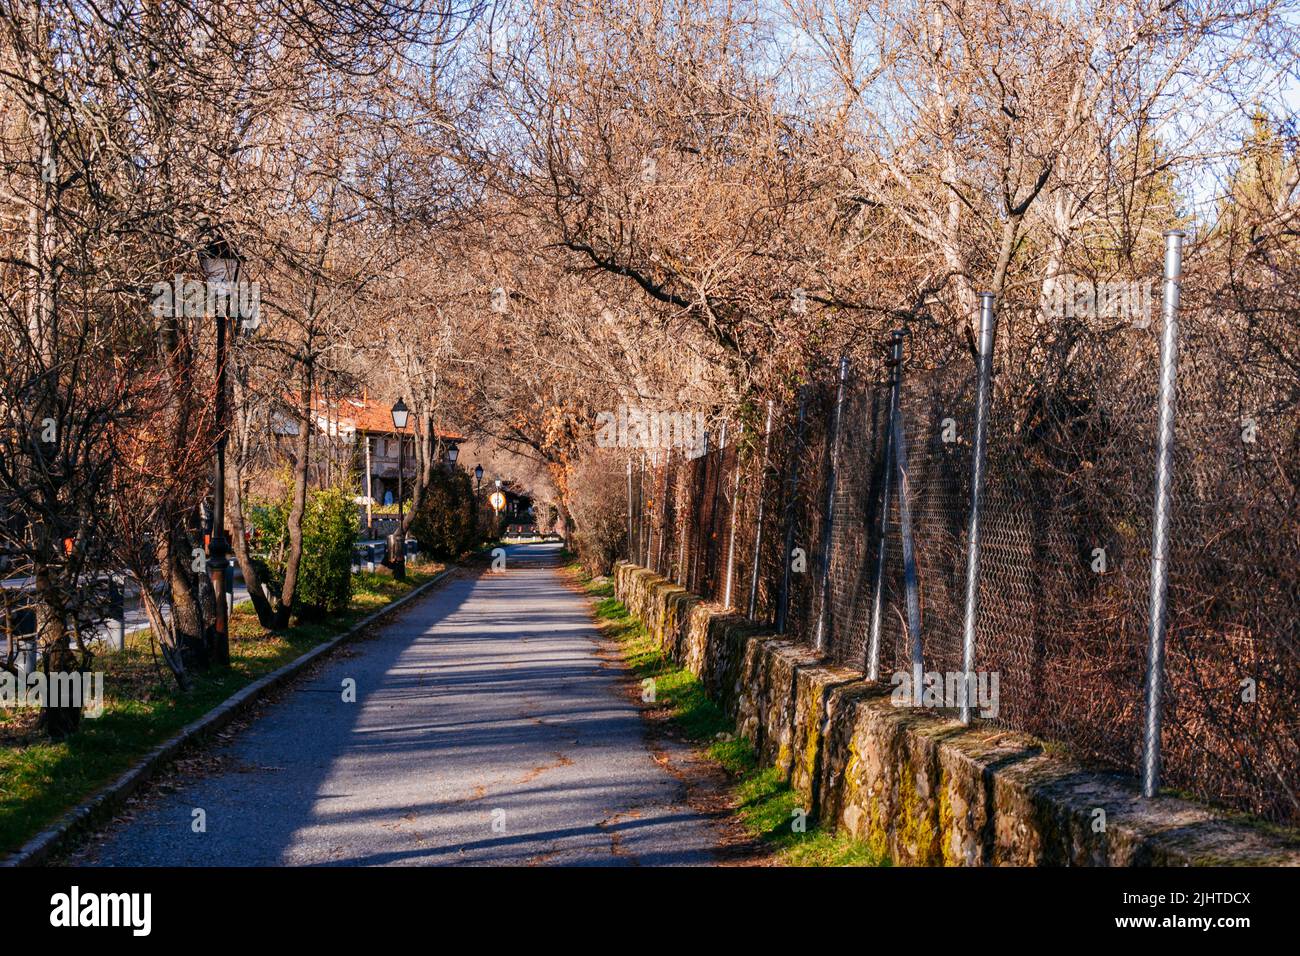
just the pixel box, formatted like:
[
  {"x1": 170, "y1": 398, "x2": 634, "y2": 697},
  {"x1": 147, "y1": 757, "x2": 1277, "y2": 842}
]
[
  {"x1": 410, "y1": 468, "x2": 479, "y2": 558},
  {"x1": 249, "y1": 484, "x2": 359, "y2": 619}
]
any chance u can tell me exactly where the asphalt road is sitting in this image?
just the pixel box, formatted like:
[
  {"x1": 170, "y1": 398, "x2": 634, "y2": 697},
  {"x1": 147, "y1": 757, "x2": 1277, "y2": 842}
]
[
  {"x1": 79, "y1": 543, "x2": 722, "y2": 866},
  {"x1": 3, "y1": 540, "x2": 394, "y2": 658},
  {"x1": 0, "y1": 578, "x2": 251, "y2": 659}
]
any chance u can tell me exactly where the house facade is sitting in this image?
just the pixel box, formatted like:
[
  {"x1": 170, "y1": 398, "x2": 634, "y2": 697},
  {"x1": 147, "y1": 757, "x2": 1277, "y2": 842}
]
[{"x1": 305, "y1": 395, "x2": 463, "y2": 519}]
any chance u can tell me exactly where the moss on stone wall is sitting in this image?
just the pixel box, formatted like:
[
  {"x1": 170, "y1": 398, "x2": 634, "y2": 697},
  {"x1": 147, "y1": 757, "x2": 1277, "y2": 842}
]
[{"x1": 612, "y1": 562, "x2": 1299, "y2": 867}]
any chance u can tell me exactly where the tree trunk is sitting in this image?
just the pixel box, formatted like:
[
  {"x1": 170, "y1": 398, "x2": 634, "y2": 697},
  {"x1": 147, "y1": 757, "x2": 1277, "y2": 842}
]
[
  {"x1": 402, "y1": 408, "x2": 435, "y2": 535},
  {"x1": 138, "y1": 582, "x2": 191, "y2": 691},
  {"x1": 157, "y1": 525, "x2": 208, "y2": 672},
  {"x1": 274, "y1": 363, "x2": 313, "y2": 629},
  {"x1": 33, "y1": 567, "x2": 81, "y2": 739},
  {"x1": 227, "y1": 467, "x2": 275, "y2": 627},
  {"x1": 227, "y1": 368, "x2": 275, "y2": 627}
]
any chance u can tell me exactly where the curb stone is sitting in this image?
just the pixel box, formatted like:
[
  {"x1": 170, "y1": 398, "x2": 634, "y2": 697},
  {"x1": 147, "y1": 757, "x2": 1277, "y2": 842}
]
[{"x1": 1, "y1": 566, "x2": 456, "y2": 867}]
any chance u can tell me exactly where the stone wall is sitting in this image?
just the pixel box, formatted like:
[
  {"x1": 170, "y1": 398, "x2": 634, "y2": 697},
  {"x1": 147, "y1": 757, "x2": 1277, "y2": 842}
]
[{"x1": 614, "y1": 562, "x2": 1299, "y2": 866}]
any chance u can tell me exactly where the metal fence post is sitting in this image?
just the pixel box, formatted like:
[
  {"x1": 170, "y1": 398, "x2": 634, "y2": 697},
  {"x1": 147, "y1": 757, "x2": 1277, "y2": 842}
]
[
  {"x1": 626, "y1": 456, "x2": 634, "y2": 562},
  {"x1": 748, "y1": 400, "x2": 774, "y2": 619},
  {"x1": 708, "y1": 422, "x2": 728, "y2": 598},
  {"x1": 892, "y1": 395, "x2": 924, "y2": 696},
  {"x1": 723, "y1": 431, "x2": 743, "y2": 609},
  {"x1": 867, "y1": 331, "x2": 905, "y2": 680},
  {"x1": 776, "y1": 388, "x2": 809, "y2": 634},
  {"x1": 815, "y1": 357, "x2": 849, "y2": 653},
  {"x1": 1142, "y1": 230, "x2": 1185, "y2": 799},
  {"x1": 681, "y1": 447, "x2": 691, "y2": 587},
  {"x1": 637, "y1": 453, "x2": 646, "y2": 563},
  {"x1": 960, "y1": 293, "x2": 997, "y2": 723},
  {"x1": 689, "y1": 430, "x2": 708, "y2": 590},
  {"x1": 644, "y1": 452, "x2": 656, "y2": 569},
  {"x1": 657, "y1": 446, "x2": 671, "y2": 574}
]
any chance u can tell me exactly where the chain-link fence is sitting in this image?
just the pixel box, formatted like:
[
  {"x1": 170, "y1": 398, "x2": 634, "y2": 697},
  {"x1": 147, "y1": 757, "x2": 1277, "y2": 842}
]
[{"x1": 626, "y1": 272, "x2": 1299, "y2": 827}]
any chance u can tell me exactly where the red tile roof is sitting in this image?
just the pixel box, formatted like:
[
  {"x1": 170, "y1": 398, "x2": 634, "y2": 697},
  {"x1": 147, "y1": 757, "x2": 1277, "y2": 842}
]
[{"x1": 315, "y1": 395, "x2": 464, "y2": 442}]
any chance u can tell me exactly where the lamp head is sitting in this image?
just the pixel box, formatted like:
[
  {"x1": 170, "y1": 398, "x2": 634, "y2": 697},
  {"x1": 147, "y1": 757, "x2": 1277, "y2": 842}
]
[{"x1": 391, "y1": 398, "x2": 409, "y2": 430}]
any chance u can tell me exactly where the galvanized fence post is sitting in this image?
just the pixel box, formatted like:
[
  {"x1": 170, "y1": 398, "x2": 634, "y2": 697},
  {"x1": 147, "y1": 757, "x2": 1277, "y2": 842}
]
[
  {"x1": 689, "y1": 430, "x2": 709, "y2": 591},
  {"x1": 748, "y1": 400, "x2": 775, "y2": 619},
  {"x1": 677, "y1": 448, "x2": 689, "y2": 586},
  {"x1": 867, "y1": 331, "x2": 905, "y2": 680},
  {"x1": 776, "y1": 388, "x2": 809, "y2": 635},
  {"x1": 708, "y1": 422, "x2": 729, "y2": 599},
  {"x1": 960, "y1": 293, "x2": 997, "y2": 723},
  {"x1": 815, "y1": 357, "x2": 849, "y2": 653},
  {"x1": 891, "y1": 394, "x2": 924, "y2": 696},
  {"x1": 637, "y1": 453, "x2": 646, "y2": 564},
  {"x1": 1142, "y1": 230, "x2": 1185, "y2": 798},
  {"x1": 644, "y1": 452, "x2": 656, "y2": 569},
  {"x1": 657, "y1": 446, "x2": 671, "y2": 574},
  {"x1": 723, "y1": 428, "x2": 743, "y2": 609}
]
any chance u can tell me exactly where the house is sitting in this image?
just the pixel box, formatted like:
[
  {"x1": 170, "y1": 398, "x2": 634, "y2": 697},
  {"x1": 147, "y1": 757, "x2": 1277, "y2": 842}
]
[{"x1": 299, "y1": 394, "x2": 464, "y2": 520}]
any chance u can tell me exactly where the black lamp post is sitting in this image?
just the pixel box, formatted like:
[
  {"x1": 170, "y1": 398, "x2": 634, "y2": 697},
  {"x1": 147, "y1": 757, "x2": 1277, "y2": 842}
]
[
  {"x1": 199, "y1": 232, "x2": 242, "y2": 666},
  {"x1": 446, "y1": 442, "x2": 459, "y2": 468},
  {"x1": 474, "y1": 463, "x2": 483, "y2": 491},
  {"x1": 390, "y1": 398, "x2": 409, "y2": 581}
]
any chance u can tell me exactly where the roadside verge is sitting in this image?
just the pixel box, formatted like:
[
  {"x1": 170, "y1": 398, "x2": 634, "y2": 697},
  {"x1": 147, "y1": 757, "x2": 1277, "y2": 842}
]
[{"x1": 2, "y1": 566, "x2": 455, "y2": 867}]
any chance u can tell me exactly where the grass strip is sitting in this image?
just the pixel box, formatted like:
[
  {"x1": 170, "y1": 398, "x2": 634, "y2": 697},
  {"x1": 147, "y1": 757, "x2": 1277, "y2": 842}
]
[
  {"x1": 0, "y1": 563, "x2": 443, "y2": 854},
  {"x1": 575, "y1": 566, "x2": 887, "y2": 867}
]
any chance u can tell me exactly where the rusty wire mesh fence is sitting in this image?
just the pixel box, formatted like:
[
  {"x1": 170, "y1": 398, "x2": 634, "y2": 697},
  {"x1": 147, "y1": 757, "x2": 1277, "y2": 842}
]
[{"x1": 627, "y1": 300, "x2": 1298, "y2": 827}]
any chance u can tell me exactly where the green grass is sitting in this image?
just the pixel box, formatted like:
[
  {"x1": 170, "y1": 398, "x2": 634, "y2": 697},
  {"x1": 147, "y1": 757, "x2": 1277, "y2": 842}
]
[
  {"x1": 574, "y1": 565, "x2": 887, "y2": 867},
  {"x1": 0, "y1": 562, "x2": 444, "y2": 856}
]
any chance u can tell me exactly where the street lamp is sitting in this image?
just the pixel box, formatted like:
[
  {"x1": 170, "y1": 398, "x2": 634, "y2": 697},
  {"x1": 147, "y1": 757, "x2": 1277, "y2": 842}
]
[
  {"x1": 474, "y1": 463, "x2": 483, "y2": 491},
  {"x1": 390, "y1": 398, "x2": 408, "y2": 581},
  {"x1": 199, "y1": 231, "x2": 242, "y2": 666},
  {"x1": 446, "y1": 442, "x2": 459, "y2": 467}
]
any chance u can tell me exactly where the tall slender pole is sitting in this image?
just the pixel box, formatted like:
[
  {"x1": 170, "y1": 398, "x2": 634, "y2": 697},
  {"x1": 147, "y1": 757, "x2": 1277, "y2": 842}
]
[
  {"x1": 626, "y1": 456, "x2": 634, "y2": 561},
  {"x1": 657, "y1": 447, "x2": 671, "y2": 573},
  {"x1": 723, "y1": 432, "x2": 742, "y2": 609},
  {"x1": 364, "y1": 435, "x2": 374, "y2": 536},
  {"x1": 707, "y1": 422, "x2": 727, "y2": 597},
  {"x1": 677, "y1": 447, "x2": 689, "y2": 586},
  {"x1": 960, "y1": 294, "x2": 997, "y2": 723},
  {"x1": 690, "y1": 430, "x2": 709, "y2": 591},
  {"x1": 867, "y1": 332, "x2": 905, "y2": 680},
  {"x1": 1142, "y1": 230, "x2": 1185, "y2": 798},
  {"x1": 209, "y1": 310, "x2": 230, "y2": 665},
  {"x1": 815, "y1": 357, "x2": 849, "y2": 653},
  {"x1": 643, "y1": 452, "x2": 655, "y2": 568},
  {"x1": 892, "y1": 401, "x2": 923, "y2": 695},
  {"x1": 775, "y1": 389, "x2": 808, "y2": 634},
  {"x1": 394, "y1": 432, "x2": 406, "y2": 580},
  {"x1": 748, "y1": 401, "x2": 774, "y2": 619},
  {"x1": 637, "y1": 453, "x2": 645, "y2": 564}
]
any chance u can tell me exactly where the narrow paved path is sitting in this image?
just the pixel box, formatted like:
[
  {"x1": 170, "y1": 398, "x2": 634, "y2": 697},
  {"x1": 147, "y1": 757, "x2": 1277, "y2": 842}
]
[{"x1": 79, "y1": 544, "x2": 720, "y2": 866}]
